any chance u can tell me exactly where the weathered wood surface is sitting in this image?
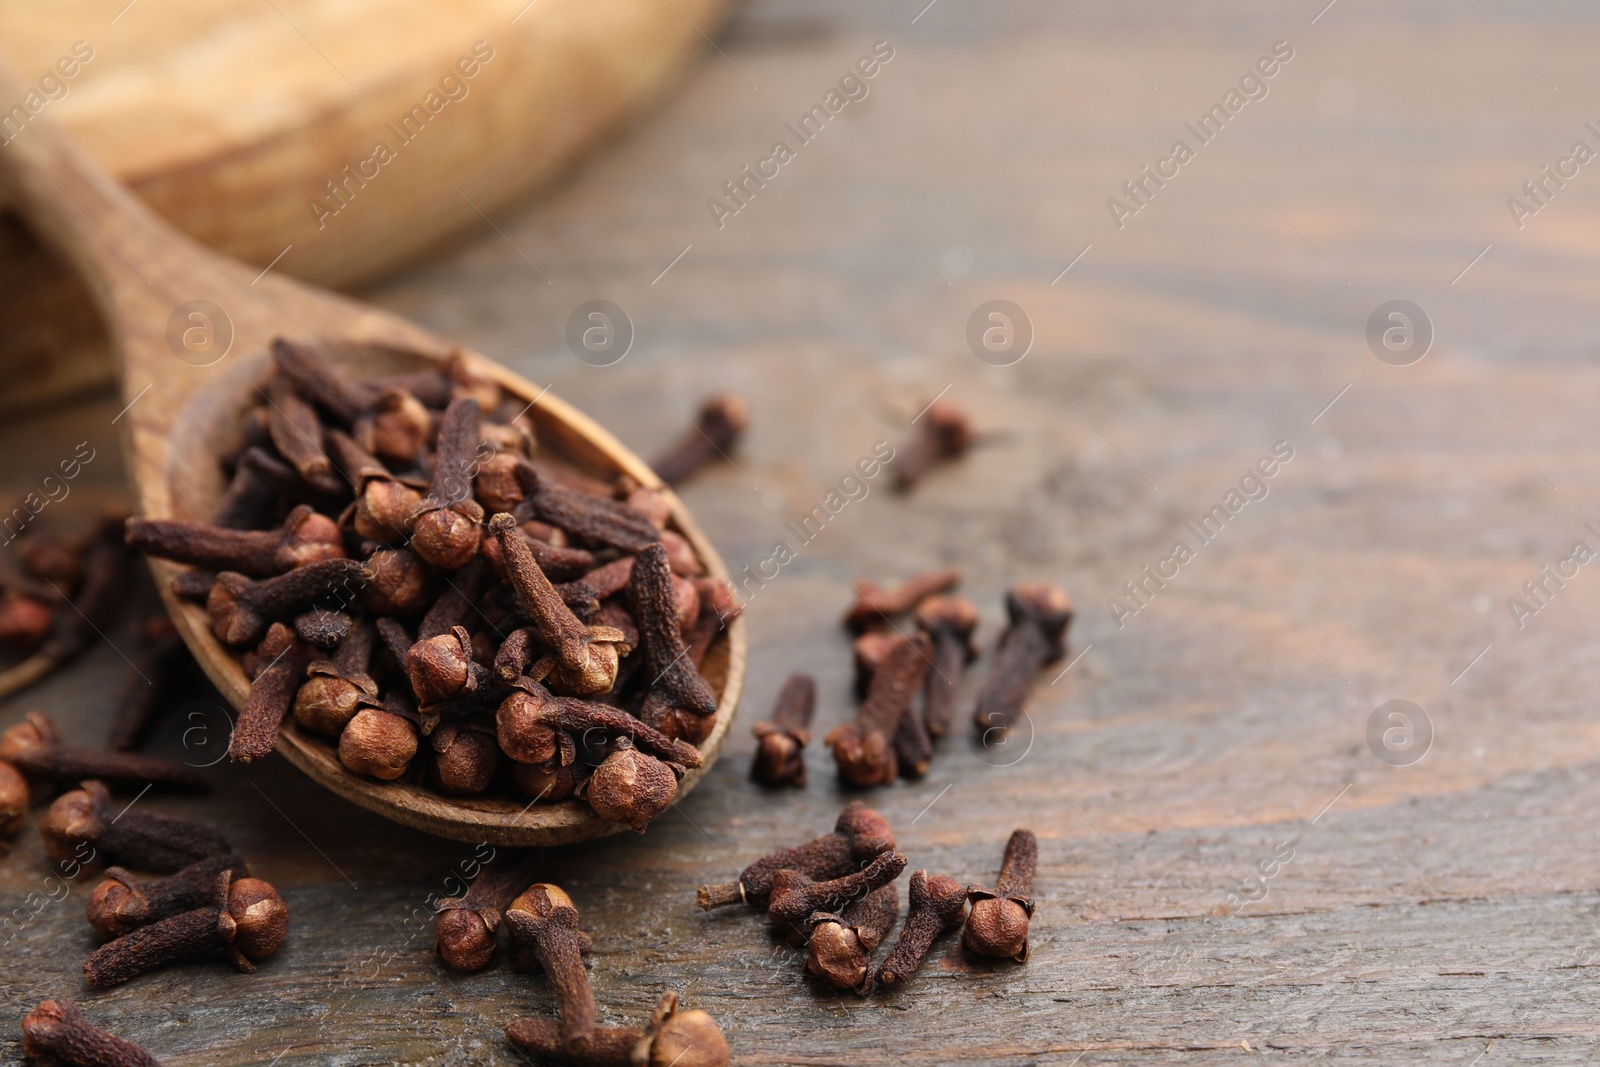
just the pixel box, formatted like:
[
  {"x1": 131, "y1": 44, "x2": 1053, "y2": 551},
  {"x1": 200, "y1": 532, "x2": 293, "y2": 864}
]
[{"x1": 6, "y1": 1, "x2": 1600, "y2": 1063}]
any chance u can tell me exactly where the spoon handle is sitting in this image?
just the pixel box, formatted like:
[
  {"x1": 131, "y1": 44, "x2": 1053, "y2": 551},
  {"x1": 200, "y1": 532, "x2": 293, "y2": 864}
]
[{"x1": 0, "y1": 59, "x2": 205, "y2": 333}]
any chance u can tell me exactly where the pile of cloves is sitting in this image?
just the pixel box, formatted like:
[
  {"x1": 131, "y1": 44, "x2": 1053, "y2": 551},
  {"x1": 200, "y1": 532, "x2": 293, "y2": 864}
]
[
  {"x1": 124, "y1": 340, "x2": 738, "y2": 833},
  {"x1": 696, "y1": 803, "x2": 1037, "y2": 994},
  {"x1": 780, "y1": 570, "x2": 1072, "y2": 790},
  {"x1": 20, "y1": 766, "x2": 288, "y2": 987}
]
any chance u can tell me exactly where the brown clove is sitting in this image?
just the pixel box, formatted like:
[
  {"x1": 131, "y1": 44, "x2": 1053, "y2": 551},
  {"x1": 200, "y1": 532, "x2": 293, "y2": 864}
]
[
  {"x1": 874, "y1": 870, "x2": 967, "y2": 987},
  {"x1": 963, "y1": 828, "x2": 1037, "y2": 962},
  {"x1": 696, "y1": 801, "x2": 895, "y2": 910},
  {"x1": 972, "y1": 584, "x2": 1071, "y2": 736},
  {"x1": 749, "y1": 674, "x2": 813, "y2": 787}
]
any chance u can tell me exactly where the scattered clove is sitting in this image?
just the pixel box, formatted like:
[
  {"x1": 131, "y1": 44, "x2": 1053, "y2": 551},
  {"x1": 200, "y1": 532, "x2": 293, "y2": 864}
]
[
  {"x1": 749, "y1": 674, "x2": 814, "y2": 787},
  {"x1": 40, "y1": 780, "x2": 234, "y2": 876},
  {"x1": 914, "y1": 595, "x2": 978, "y2": 739},
  {"x1": 84, "y1": 869, "x2": 288, "y2": 986},
  {"x1": 893, "y1": 399, "x2": 973, "y2": 491},
  {"x1": 22, "y1": 999, "x2": 161, "y2": 1067},
  {"x1": 506, "y1": 991, "x2": 729, "y2": 1067},
  {"x1": 766, "y1": 848, "x2": 907, "y2": 937},
  {"x1": 843, "y1": 568, "x2": 961, "y2": 633},
  {"x1": 87, "y1": 853, "x2": 249, "y2": 940},
  {"x1": 2, "y1": 711, "x2": 207, "y2": 794},
  {"x1": 804, "y1": 880, "x2": 900, "y2": 993},
  {"x1": 504, "y1": 884, "x2": 596, "y2": 1053},
  {"x1": 972, "y1": 584, "x2": 1071, "y2": 736},
  {"x1": 696, "y1": 801, "x2": 895, "y2": 910},
  {"x1": 826, "y1": 634, "x2": 931, "y2": 788},
  {"x1": 963, "y1": 828, "x2": 1037, "y2": 962},
  {"x1": 874, "y1": 870, "x2": 968, "y2": 987},
  {"x1": 435, "y1": 850, "x2": 541, "y2": 972},
  {"x1": 651, "y1": 394, "x2": 750, "y2": 486}
]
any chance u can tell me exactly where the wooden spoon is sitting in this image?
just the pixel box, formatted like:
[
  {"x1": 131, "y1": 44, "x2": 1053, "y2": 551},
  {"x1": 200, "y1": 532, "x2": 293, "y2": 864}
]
[{"x1": 0, "y1": 65, "x2": 745, "y2": 846}]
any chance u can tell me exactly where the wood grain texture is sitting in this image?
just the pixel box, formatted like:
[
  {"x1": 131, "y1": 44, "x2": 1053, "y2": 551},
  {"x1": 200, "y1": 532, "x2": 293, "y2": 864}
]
[{"x1": 5, "y1": 1, "x2": 1600, "y2": 1063}]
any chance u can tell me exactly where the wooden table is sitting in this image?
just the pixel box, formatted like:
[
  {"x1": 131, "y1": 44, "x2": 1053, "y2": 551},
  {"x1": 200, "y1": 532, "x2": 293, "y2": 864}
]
[{"x1": 5, "y1": 2, "x2": 1600, "y2": 1062}]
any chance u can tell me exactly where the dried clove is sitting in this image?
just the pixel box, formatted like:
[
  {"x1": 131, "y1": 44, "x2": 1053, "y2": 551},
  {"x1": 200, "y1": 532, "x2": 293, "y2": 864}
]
[
  {"x1": 338, "y1": 703, "x2": 419, "y2": 780},
  {"x1": 84, "y1": 870, "x2": 288, "y2": 986},
  {"x1": 207, "y1": 558, "x2": 369, "y2": 647},
  {"x1": 361, "y1": 547, "x2": 431, "y2": 617},
  {"x1": 428, "y1": 721, "x2": 500, "y2": 795},
  {"x1": 22, "y1": 999, "x2": 161, "y2": 1067},
  {"x1": 40, "y1": 781, "x2": 233, "y2": 876},
  {"x1": 87, "y1": 853, "x2": 249, "y2": 940},
  {"x1": 914, "y1": 595, "x2": 978, "y2": 739},
  {"x1": 579, "y1": 736, "x2": 682, "y2": 833},
  {"x1": 972, "y1": 584, "x2": 1072, "y2": 736},
  {"x1": 229, "y1": 623, "x2": 316, "y2": 762},
  {"x1": 264, "y1": 375, "x2": 333, "y2": 483},
  {"x1": 490, "y1": 513, "x2": 626, "y2": 695},
  {"x1": 497, "y1": 687, "x2": 699, "y2": 768},
  {"x1": 125, "y1": 505, "x2": 344, "y2": 577},
  {"x1": 629, "y1": 541, "x2": 717, "y2": 727},
  {"x1": 407, "y1": 397, "x2": 486, "y2": 569},
  {"x1": 506, "y1": 991, "x2": 729, "y2": 1067},
  {"x1": 504, "y1": 884, "x2": 596, "y2": 1053},
  {"x1": 851, "y1": 630, "x2": 900, "y2": 698},
  {"x1": 874, "y1": 870, "x2": 967, "y2": 987},
  {"x1": 826, "y1": 634, "x2": 931, "y2": 788},
  {"x1": 804, "y1": 880, "x2": 900, "y2": 993},
  {"x1": 893, "y1": 399, "x2": 973, "y2": 491},
  {"x1": 963, "y1": 828, "x2": 1037, "y2": 962},
  {"x1": 696, "y1": 801, "x2": 895, "y2": 910},
  {"x1": 749, "y1": 674, "x2": 813, "y2": 787},
  {"x1": 211, "y1": 446, "x2": 297, "y2": 529},
  {"x1": 766, "y1": 848, "x2": 907, "y2": 935},
  {"x1": 651, "y1": 394, "x2": 750, "y2": 486},
  {"x1": 3, "y1": 710, "x2": 206, "y2": 795},
  {"x1": 328, "y1": 429, "x2": 421, "y2": 544},
  {"x1": 843, "y1": 568, "x2": 961, "y2": 633},
  {"x1": 292, "y1": 622, "x2": 380, "y2": 736},
  {"x1": 891, "y1": 685, "x2": 934, "y2": 780},
  {"x1": 435, "y1": 850, "x2": 541, "y2": 972},
  {"x1": 511, "y1": 462, "x2": 659, "y2": 553}
]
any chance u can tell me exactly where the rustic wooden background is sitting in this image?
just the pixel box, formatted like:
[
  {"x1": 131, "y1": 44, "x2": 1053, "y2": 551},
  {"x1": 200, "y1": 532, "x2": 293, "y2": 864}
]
[{"x1": 6, "y1": 0, "x2": 1600, "y2": 1063}]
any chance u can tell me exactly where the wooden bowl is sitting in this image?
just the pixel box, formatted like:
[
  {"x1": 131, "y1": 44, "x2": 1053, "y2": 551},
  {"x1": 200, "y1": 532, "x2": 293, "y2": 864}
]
[{"x1": 156, "y1": 340, "x2": 746, "y2": 845}]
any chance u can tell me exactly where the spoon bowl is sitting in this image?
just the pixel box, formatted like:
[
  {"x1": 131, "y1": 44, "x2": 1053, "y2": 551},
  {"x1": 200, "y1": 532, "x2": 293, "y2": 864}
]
[{"x1": 0, "y1": 64, "x2": 745, "y2": 845}]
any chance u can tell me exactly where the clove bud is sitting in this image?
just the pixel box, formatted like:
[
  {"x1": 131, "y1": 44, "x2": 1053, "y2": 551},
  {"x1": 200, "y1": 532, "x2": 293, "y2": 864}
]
[
  {"x1": 749, "y1": 674, "x2": 814, "y2": 787},
  {"x1": 695, "y1": 801, "x2": 894, "y2": 910},
  {"x1": 84, "y1": 870, "x2": 288, "y2": 986},
  {"x1": 22, "y1": 999, "x2": 160, "y2": 1067},
  {"x1": 504, "y1": 884, "x2": 596, "y2": 1053},
  {"x1": 874, "y1": 870, "x2": 967, "y2": 987},
  {"x1": 963, "y1": 828, "x2": 1037, "y2": 962},
  {"x1": 804, "y1": 880, "x2": 900, "y2": 993},
  {"x1": 972, "y1": 585, "x2": 1071, "y2": 736},
  {"x1": 87, "y1": 853, "x2": 249, "y2": 940},
  {"x1": 40, "y1": 780, "x2": 233, "y2": 876}
]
